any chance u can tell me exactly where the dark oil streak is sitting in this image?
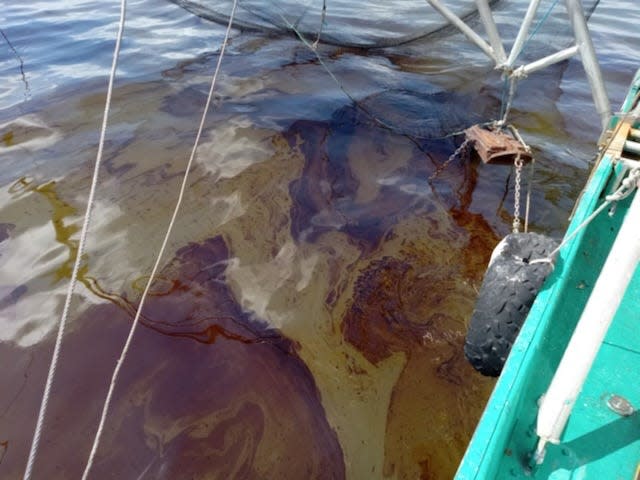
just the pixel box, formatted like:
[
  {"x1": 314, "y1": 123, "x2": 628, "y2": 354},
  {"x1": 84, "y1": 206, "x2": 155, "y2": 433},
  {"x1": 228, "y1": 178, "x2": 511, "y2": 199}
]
[
  {"x1": 84, "y1": 276, "x2": 273, "y2": 346},
  {"x1": 497, "y1": 170, "x2": 513, "y2": 216},
  {"x1": 8, "y1": 178, "x2": 278, "y2": 352},
  {"x1": 164, "y1": 324, "x2": 281, "y2": 346}
]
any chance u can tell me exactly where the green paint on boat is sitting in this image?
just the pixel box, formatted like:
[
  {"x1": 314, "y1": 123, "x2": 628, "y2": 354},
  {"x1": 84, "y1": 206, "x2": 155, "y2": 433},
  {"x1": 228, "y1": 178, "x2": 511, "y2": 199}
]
[{"x1": 456, "y1": 69, "x2": 640, "y2": 479}]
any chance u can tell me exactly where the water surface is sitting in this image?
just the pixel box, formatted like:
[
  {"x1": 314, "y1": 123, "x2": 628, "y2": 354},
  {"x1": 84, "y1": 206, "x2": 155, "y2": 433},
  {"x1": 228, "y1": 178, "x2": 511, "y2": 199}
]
[{"x1": 0, "y1": 1, "x2": 638, "y2": 478}]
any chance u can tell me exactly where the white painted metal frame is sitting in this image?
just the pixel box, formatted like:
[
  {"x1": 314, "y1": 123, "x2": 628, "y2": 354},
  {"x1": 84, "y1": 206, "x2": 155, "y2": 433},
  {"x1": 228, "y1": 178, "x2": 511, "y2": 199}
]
[
  {"x1": 564, "y1": 0, "x2": 610, "y2": 127},
  {"x1": 425, "y1": 0, "x2": 611, "y2": 127},
  {"x1": 474, "y1": 0, "x2": 507, "y2": 63},
  {"x1": 506, "y1": 0, "x2": 543, "y2": 67},
  {"x1": 426, "y1": 0, "x2": 497, "y2": 62}
]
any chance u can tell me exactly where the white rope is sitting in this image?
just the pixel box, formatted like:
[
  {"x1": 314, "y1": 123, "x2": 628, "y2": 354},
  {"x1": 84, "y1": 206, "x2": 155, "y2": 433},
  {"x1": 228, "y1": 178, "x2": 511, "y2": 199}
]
[
  {"x1": 80, "y1": 1, "x2": 238, "y2": 478},
  {"x1": 530, "y1": 167, "x2": 640, "y2": 266},
  {"x1": 524, "y1": 158, "x2": 535, "y2": 233},
  {"x1": 22, "y1": 1, "x2": 127, "y2": 478}
]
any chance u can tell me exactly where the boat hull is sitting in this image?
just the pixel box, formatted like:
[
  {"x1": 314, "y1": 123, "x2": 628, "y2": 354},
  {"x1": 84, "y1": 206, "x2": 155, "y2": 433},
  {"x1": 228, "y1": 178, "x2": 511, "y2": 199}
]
[{"x1": 456, "y1": 69, "x2": 640, "y2": 479}]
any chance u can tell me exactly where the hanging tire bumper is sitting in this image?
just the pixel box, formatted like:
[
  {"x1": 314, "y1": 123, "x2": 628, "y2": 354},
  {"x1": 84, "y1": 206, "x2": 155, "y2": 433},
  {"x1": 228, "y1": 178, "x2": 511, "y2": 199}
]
[{"x1": 464, "y1": 232, "x2": 558, "y2": 376}]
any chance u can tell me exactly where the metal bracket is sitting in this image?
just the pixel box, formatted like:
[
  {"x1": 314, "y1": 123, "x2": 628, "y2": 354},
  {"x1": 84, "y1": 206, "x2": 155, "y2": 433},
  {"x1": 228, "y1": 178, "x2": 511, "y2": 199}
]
[
  {"x1": 424, "y1": 0, "x2": 611, "y2": 128},
  {"x1": 464, "y1": 125, "x2": 533, "y2": 165}
]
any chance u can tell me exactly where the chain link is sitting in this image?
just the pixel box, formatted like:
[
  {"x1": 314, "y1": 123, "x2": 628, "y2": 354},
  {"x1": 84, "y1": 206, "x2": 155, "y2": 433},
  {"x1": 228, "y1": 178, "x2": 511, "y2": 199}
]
[
  {"x1": 429, "y1": 138, "x2": 473, "y2": 182},
  {"x1": 428, "y1": 124, "x2": 534, "y2": 236},
  {"x1": 512, "y1": 153, "x2": 524, "y2": 233}
]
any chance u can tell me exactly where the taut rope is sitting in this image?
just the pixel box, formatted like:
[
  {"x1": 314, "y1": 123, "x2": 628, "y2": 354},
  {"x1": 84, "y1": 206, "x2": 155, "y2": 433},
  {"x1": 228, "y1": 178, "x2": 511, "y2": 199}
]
[
  {"x1": 81, "y1": 1, "x2": 238, "y2": 478},
  {"x1": 23, "y1": 1, "x2": 128, "y2": 478}
]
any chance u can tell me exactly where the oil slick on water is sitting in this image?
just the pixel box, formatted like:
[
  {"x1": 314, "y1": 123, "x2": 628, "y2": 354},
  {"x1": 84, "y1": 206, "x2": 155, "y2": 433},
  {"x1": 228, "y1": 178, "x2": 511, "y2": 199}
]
[
  {"x1": 0, "y1": 46, "x2": 498, "y2": 478},
  {"x1": 0, "y1": 1, "x2": 638, "y2": 478}
]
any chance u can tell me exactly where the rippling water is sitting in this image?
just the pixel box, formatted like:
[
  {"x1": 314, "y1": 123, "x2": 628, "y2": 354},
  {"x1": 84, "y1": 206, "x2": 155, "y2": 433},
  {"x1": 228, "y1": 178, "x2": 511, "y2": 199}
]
[{"x1": 0, "y1": 1, "x2": 638, "y2": 478}]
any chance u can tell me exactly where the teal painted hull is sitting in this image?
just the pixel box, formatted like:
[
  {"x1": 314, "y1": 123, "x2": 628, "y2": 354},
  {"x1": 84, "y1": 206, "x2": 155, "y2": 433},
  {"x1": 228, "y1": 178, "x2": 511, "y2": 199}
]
[{"x1": 456, "y1": 69, "x2": 640, "y2": 479}]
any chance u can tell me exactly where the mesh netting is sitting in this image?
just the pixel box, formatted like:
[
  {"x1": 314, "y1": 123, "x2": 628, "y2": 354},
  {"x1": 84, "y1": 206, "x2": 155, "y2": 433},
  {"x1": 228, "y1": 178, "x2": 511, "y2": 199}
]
[
  {"x1": 169, "y1": 0, "x2": 600, "y2": 51},
  {"x1": 169, "y1": 0, "x2": 493, "y2": 49},
  {"x1": 169, "y1": 0, "x2": 602, "y2": 140}
]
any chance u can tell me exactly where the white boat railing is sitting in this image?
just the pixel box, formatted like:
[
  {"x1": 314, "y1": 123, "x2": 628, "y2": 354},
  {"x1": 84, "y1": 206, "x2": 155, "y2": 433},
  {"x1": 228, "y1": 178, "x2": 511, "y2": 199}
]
[{"x1": 425, "y1": 0, "x2": 611, "y2": 128}]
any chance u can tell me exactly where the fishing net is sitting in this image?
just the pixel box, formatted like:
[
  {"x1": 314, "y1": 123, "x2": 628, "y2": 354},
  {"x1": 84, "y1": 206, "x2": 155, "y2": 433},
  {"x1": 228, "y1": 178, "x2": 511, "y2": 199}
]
[
  {"x1": 169, "y1": 0, "x2": 600, "y2": 52},
  {"x1": 168, "y1": 0, "x2": 602, "y2": 140},
  {"x1": 168, "y1": 0, "x2": 491, "y2": 49}
]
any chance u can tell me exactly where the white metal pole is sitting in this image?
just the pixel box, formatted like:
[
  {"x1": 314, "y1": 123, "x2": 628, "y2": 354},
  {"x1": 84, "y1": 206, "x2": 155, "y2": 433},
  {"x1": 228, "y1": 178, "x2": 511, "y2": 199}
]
[
  {"x1": 514, "y1": 45, "x2": 579, "y2": 78},
  {"x1": 536, "y1": 182, "x2": 640, "y2": 452},
  {"x1": 474, "y1": 0, "x2": 507, "y2": 64},
  {"x1": 425, "y1": 0, "x2": 498, "y2": 63},
  {"x1": 625, "y1": 140, "x2": 640, "y2": 156},
  {"x1": 564, "y1": 0, "x2": 611, "y2": 128},
  {"x1": 506, "y1": 0, "x2": 543, "y2": 67}
]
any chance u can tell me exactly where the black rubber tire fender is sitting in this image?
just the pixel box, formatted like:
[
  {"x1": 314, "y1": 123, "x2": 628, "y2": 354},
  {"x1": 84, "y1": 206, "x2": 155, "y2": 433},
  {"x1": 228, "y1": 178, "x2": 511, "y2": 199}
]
[{"x1": 464, "y1": 232, "x2": 558, "y2": 377}]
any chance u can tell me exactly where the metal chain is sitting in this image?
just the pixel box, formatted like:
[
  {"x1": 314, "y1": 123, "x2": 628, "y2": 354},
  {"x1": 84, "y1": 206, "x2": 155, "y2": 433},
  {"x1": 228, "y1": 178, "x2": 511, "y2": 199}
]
[
  {"x1": 507, "y1": 124, "x2": 532, "y2": 233},
  {"x1": 429, "y1": 138, "x2": 473, "y2": 182},
  {"x1": 512, "y1": 153, "x2": 524, "y2": 233}
]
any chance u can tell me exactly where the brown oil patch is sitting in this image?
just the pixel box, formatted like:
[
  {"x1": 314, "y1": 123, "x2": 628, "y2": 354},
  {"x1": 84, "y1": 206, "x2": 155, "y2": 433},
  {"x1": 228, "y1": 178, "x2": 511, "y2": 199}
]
[
  {"x1": 280, "y1": 108, "x2": 498, "y2": 479},
  {"x1": 0, "y1": 237, "x2": 344, "y2": 479},
  {"x1": 339, "y1": 210, "x2": 497, "y2": 479},
  {"x1": 7, "y1": 178, "x2": 87, "y2": 283},
  {"x1": 2, "y1": 131, "x2": 13, "y2": 147},
  {"x1": 1, "y1": 73, "x2": 497, "y2": 480},
  {"x1": 342, "y1": 256, "x2": 460, "y2": 365}
]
